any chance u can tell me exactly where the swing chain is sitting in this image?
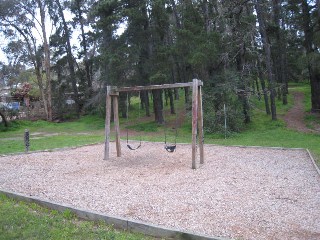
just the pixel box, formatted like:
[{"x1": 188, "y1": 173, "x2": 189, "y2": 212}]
[
  {"x1": 163, "y1": 89, "x2": 178, "y2": 153},
  {"x1": 126, "y1": 91, "x2": 142, "y2": 150}
]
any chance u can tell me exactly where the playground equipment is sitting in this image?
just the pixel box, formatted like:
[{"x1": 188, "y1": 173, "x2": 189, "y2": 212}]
[{"x1": 104, "y1": 79, "x2": 204, "y2": 169}]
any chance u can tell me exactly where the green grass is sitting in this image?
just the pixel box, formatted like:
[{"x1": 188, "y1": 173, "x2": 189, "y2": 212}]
[
  {"x1": 0, "y1": 194, "x2": 152, "y2": 240},
  {"x1": 205, "y1": 113, "x2": 320, "y2": 159},
  {"x1": 0, "y1": 135, "x2": 104, "y2": 155},
  {"x1": 0, "y1": 115, "x2": 107, "y2": 155},
  {"x1": 1, "y1": 84, "x2": 319, "y2": 164},
  {"x1": 203, "y1": 84, "x2": 320, "y2": 163},
  {"x1": 296, "y1": 84, "x2": 320, "y2": 128},
  {"x1": 0, "y1": 115, "x2": 105, "y2": 136}
]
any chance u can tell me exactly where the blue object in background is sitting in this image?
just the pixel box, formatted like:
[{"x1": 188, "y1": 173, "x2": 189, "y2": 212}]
[
  {"x1": 0, "y1": 102, "x2": 20, "y2": 110},
  {"x1": 11, "y1": 102, "x2": 20, "y2": 110}
]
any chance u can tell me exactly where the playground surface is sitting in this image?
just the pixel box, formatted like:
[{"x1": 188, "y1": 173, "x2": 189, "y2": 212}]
[{"x1": 0, "y1": 142, "x2": 319, "y2": 240}]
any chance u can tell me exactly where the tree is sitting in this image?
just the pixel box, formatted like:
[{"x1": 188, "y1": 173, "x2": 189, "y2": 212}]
[
  {"x1": 271, "y1": 0, "x2": 288, "y2": 105},
  {"x1": 255, "y1": 0, "x2": 277, "y2": 120},
  {"x1": 0, "y1": 0, "x2": 53, "y2": 120},
  {"x1": 300, "y1": 0, "x2": 320, "y2": 112},
  {"x1": 0, "y1": 110, "x2": 8, "y2": 127},
  {"x1": 37, "y1": 0, "x2": 53, "y2": 121},
  {"x1": 70, "y1": 0, "x2": 96, "y2": 98},
  {"x1": 49, "y1": 0, "x2": 81, "y2": 116}
]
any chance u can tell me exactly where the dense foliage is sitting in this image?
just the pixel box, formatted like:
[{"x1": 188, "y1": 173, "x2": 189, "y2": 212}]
[{"x1": 0, "y1": 0, "x2": 319, "y2": 133}]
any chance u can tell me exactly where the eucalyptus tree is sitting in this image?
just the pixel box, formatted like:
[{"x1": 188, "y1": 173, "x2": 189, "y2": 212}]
[
  {"x1": 0, "y1": 54, "x2": 26, "y2": 89},
  {"x1": 48, "y1": 0, "x2": 81, "y2": 116},
  {"x1": 255, "y1": 0, "x2": 277, "y2": 120},
  {"x1": 271, "y1": 0, "x2": 288, "y2": 105},
  {"x1": 70, "y1": 0, "x2": 97, "y2": 98},
  {"x1": 0, "y1": 0, "x2": 53, "y2": 120}
]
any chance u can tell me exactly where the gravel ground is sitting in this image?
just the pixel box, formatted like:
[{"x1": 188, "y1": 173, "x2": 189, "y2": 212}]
[{"x1": 0, "y1": 142, "x2": 319, "y2": 240}]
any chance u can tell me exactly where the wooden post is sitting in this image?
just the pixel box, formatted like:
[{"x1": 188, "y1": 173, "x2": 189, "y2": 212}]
[
  {"x1": 113, "y1": 95, "x2": 121, "y2": 157},
  {"x1": 104, "y1": 86, "x2": 112, "y2": 160},
  {"x1": 198, "y1": 85, "x2": 204, "y2": 164},
  {"x1": 24, "y1": 129, "x2": 30, "y2": 153},
  {"x1": 191, "y1": 79, "x2": 199, "y2": 169}
]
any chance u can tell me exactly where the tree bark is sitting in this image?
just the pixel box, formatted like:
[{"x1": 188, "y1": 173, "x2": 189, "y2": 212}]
[
  {"x1": 0, "y1": 110, "x2": 8, "y2": 127},
  {"x1": 37, "y1": 0, "x2": 52, "y2": 120},
  {"x1": 168, "y1": 89, "x2": 175, "y2": 114},
  {"x1": 184, "y1": 87, "x2": 189, "y2": 104},
  {"x1": 56, "y1": 0, "x2": 81, "y2": 116},
  {"x1": 2, "y1": 7, "x2": 50, "y2": 121},
  {"x1": 236, "y1": 40, "x2": 251, "y2": 124},
  {"x1": 272, "y1": 0, "x2": 288, "y2": 105},
  {"x1": 258, "y1": 60, "x2": 271, "y2": 115},
  {"x1": 74, "y1": 0, "x2": 92, "y2": 98},
  {"x1": 152, "y1": 89, "x2": 164, "y2": 124},
  {"x1": 301, "y1": 0, "x2": 320, "y2": 112},
  {"x1": 142, "y1": 90, "x2": 150, "y2": 117},
  {"x1": 255, "y1": 0, "x2": 277, "y2": 120}
]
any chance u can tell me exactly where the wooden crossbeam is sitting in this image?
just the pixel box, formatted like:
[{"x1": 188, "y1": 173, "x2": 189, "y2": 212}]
[{"x1": 115, "y1": 81, "x2": 203, "y2": 93}]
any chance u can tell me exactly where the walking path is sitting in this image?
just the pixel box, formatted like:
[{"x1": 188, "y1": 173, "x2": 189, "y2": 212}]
[{"x1": 283, "y1": 91, "x2": 320, "y2": 133}]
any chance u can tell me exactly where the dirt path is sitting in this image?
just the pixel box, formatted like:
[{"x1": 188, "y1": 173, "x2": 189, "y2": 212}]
[{"x1": 283, "y1": 92, "x2": 320, "y2": 133}]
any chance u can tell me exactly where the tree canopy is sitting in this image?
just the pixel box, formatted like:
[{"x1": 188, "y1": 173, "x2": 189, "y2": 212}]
[{"x1": 0, "y1": 0, "x2": 319, "y2": 131}]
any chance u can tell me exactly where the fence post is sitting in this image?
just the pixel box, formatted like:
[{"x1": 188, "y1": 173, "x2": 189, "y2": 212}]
[{"x1": 24, "y1": 129, "x2": 30, "y2": 153}]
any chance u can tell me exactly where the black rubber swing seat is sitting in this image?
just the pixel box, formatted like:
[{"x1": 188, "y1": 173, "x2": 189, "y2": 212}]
[
  {"x1": 165, "y1": 145, "x2": 176, "y2": 153},
  {"x1": 127, "y1": 144, "x2": 141, "y2": 151}
]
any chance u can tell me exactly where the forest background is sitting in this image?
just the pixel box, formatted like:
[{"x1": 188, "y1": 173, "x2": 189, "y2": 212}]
[{"x1": 0, "y1": 0, "x2": 319, "y2": 135}]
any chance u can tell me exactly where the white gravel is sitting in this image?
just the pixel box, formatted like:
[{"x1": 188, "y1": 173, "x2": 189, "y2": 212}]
[{"x1": 0, "y1": 142, "x2": 319, "y2": 240}]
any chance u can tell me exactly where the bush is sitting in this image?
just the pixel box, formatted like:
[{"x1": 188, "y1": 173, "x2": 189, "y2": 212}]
[{"x1": 203, "y1": 71, "x2": 247, "y2": 134}]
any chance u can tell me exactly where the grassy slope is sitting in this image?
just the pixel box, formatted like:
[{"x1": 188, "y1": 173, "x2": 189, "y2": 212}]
[
  {"x1": 204, "y1": 84, "x2": 320, "y2": 163},
  {"x1": 0, "y1": 194, "x2": 151, "y2": 240}
]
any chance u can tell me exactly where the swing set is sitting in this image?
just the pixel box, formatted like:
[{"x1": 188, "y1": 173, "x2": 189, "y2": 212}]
[
  {"x1": 104, "y1": 79, "x2": 204, "y2": 169},
  {"x1": 125, "y1": 91, "x2": 178, "y2": 152}
]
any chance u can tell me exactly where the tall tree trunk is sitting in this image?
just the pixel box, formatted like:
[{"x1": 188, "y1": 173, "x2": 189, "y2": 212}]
[
  {"x1": 0, "y1": 110, "x2": 8, "y2": 127},
  {"x1": 38, "y1": 0, "x2": 52, "y2": 121},
  {"x1": 174, "y1": 88, "x2": 179, "y2": 100},
  {"x1": 35, "y1": 67, "x2": 49, "y2": 119},
  {"x1": 152, "y1": 89, "x2": 164, "y2": 124},
  {"x1": 255, "y1": 75, "x2": 260, "y2": 95},
  {"x1": 272, "y1": 0, "x2": 288, "y2": 105},
  {"x1": 170, "y1": 0, "x2": 181, "y2": 29},
  {"x1": 184, "y1": 87, "x2": 189, "y2": 104},
  {"x1": 255, "y1": 0, "x2": 277, "y2": 120},
  {"x1": 170, "y1": 0, "x2": 189, "y2": 83},
  {"x1": 258, "y1": 60, "x2": 271, "y2": 115},
  {"x1": 56, "y1": 0, "x2": 81, "y2": 116},
  {"x1": 74, "y1": 0, "x2": 92, "y2": 98},
  {"x1": 142, "y1": 90, "x2": 150, "y2": 117},
  {"x1": 168, "y1": 89, "x2": 175, "y2": 114},
  {"x1": 237, "y1": 40, "x2": 251, "y2": 124},
  {"x1": 119, "y1": 94, "x2": 127, "y2": 118},
  {"x1": 301, "y1": 0, "x2": 320, "y2": 112}
]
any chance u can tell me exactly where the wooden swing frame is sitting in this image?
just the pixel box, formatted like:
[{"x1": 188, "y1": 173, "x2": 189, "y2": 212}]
[{"x1": 104, "y1": 79, "x2": 204, "y2": 169}]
